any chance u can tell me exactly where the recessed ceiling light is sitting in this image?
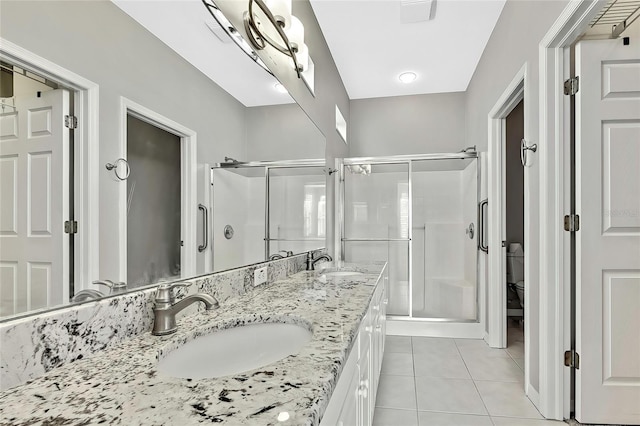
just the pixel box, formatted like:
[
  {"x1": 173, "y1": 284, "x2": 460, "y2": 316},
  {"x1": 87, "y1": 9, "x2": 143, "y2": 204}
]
[
  {"x1": 398, "y1": 72, "x2": 417, "y2": 84},
  {"x1": 274, "y1": 83, "x2": 288, "y2": 94}
]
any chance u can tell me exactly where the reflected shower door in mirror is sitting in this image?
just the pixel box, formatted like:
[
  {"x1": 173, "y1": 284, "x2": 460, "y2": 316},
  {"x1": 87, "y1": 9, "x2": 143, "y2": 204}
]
[
  {"x1": 211, "y1": 160, "x2": 326, "y2": 272},
  {"x1": 268, "y1": 166, "x2": 326, "y2": 257},
  {"x1": 0, "y1": 0, "x2": 326, "y2": 321}
]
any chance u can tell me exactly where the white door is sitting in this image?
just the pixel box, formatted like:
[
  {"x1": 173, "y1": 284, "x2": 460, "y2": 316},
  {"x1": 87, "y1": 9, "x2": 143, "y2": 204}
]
[
  {"x1": 0, "y1": 89, "x2": 70, "y2": 316},
  {"x1": 575, "y1": 36, "x2": 640, "y2": 424}
]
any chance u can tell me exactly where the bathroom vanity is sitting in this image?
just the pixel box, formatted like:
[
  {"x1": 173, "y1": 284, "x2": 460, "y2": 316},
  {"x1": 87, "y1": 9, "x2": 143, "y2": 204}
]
[{"x1": 0, "y1": 263, "x2": 386, "y2": 425}]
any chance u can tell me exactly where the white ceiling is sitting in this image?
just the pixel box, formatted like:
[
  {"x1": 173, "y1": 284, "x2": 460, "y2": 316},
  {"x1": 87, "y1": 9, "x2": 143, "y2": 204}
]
[
  {"x1": 309, "y1": 0, "x2": 506, "y2": 99},
  {"x1": 113, "y1": 0, "x2": 505, "y2": 104},
  {"x1": 112, "y1": 0, "x2": 294, "y2": 107}
]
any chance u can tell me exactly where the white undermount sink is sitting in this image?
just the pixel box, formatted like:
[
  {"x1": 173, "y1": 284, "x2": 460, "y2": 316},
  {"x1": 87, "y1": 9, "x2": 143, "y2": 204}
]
[
  {"x1": 157, "y1": 322, "x2": 312, "y2": 379},
  {"x1": 322, "y1": 271, "x2": 364, "y2": 277}
]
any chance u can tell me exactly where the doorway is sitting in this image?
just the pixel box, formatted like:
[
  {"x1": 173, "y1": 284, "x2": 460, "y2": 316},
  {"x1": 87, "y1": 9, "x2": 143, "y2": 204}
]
[
  {"x1": 126, "y1": 115, "x2": 181, "y2": 286},
  {"x1": 119, "y1": 98, "x2": 197, "y2": 286},
  {"x1": 505, "y1": 100, "x2": 525, "y2": 361},
  {"x1": 0, "y1": 60, "x2": 72, "y2": 317}
]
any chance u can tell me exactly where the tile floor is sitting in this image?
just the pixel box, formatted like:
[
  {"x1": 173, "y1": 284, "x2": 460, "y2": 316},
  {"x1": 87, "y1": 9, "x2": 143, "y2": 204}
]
[{"x1": 373, "y1": 326, "x2": 565, "y2": 426}]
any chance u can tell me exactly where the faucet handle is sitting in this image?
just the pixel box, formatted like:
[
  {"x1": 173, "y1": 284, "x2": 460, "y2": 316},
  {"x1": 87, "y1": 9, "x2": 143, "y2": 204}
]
[
  {"x1": 93, "y1": 280, "x2": 128, "y2": 295},
  {"x1": 154, "y1": 282, "x2": 191, "y2": 304}
]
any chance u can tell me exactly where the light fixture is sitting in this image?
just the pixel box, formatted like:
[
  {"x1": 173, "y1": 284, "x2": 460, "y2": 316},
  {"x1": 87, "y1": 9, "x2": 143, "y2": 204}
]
[
  {"x1": 202, "y1": 0, "x2": 273, "y2": 76},
  {"x1": 274, "y1": 82, "x2": 288, "y2": 94},
  {"x1": 398, "y1": 71, "x2": 417, "y2": 84},
  {"x1": 202, "y1": 0, "x2": 309, "y2": 78},
  {"x1": 242, "y1": 0, "x2": 307, "y2": 76}
]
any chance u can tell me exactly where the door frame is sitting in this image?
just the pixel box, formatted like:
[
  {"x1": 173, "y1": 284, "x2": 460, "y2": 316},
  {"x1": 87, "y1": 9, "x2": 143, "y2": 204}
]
[
  {"x1": 0, "y1": 38, "x2": 100, "y2": 294},
  {"x1": 537, "y1": 0, "x2": 606, "y2": 420},
  {"x1": 486, "y1": 62, "x2": 528, "y2": 376},
  {"x1": 119, "y1": 97, "x2": 197, "y2": 282}
]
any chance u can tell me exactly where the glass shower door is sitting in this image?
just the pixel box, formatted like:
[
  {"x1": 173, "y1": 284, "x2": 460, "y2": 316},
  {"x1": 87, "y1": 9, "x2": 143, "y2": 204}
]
[
  {"x1": 411, "y1": 158, "x2": 478, "y2": 320},
  {"x1": 268, "y1": 166, "x2": 326, "y2": 257},
  {"x1": 342, "y1": 162, "x2": 410, "y2": 316}
]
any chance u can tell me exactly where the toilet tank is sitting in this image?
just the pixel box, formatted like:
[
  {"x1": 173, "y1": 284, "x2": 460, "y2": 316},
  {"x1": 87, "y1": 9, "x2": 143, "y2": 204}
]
[{"x1": 506, "y1": 253, "x2": 524, "y2": 283}]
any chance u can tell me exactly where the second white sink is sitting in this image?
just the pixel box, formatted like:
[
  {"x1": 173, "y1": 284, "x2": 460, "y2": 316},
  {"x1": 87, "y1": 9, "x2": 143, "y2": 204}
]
[{"x1": 157, "y1": 322, "x2": 312, "y2": 379}]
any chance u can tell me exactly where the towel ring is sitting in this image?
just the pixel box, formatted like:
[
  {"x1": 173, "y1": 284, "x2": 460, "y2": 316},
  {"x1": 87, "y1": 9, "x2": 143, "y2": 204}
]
[{"x1": 106, "y1": 158, "x2": 130, "y2": 181}]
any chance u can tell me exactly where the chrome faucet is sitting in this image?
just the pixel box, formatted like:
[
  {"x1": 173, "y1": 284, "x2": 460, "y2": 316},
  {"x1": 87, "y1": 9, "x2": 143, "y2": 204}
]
[
  {"x1": 71, "y1": 289, "x2": 104, "y2": 302},
  {"x1": 306, "y1": 252, "x2": 333, "y2": 270},
  {"x1": 93, "y1": 279, "x2": 127, "y2": 294},
  {"x1": 152, "y1": 282, "x2": 219, "y2": 336}
]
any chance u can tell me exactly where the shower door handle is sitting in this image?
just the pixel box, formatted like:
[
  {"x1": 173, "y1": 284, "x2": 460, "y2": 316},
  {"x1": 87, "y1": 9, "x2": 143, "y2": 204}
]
[
  {"x1": 478, "y1": 199, "x2": 488, "y2": 253},
  {"x1": 198, "y1": 204, "x2": 208, "y2": 252}
]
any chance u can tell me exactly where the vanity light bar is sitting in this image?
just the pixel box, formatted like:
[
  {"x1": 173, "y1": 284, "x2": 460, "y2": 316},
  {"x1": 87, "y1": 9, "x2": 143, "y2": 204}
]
[{"x1": 202, "y1": 0, "x2": 274, "y2": 76}]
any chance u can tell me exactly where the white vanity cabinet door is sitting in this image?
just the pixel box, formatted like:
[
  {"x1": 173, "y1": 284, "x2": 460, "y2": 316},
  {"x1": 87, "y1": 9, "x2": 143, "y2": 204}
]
[
  {"x1": 370, "y1": 283, "x2": 385, "y2": 404},
  {"x1": 321, "y1": 278, "x2": 387, "y2": 426},
  {"x1": 337, "y1": 364, "x2": 360, "y2": 426},
  {"x1": 358, "y1": 342, "x2": 373, "y2": 426},
  {"x1": 321, "y1": 333, "x2": 360, "y2": 426}
]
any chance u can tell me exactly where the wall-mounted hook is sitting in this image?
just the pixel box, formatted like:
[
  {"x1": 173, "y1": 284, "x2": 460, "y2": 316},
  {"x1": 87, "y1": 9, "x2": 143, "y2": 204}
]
[
  {"x1": 327, "y1": 168, "x2": 338, "y2": 175},
  {"x1": 106, "y1": 158, "x2": 130, "y2": 181},
  {"x1": 520, "y1": 139, "x2": 537, "y2": 167}
]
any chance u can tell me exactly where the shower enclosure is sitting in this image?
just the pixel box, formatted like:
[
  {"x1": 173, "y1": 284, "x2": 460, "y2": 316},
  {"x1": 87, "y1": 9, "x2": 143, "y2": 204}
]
[
  {"x1": 210, "y1": 159, "x2": 326, "y2": 271},
  {"x1": 339, "y1": 152, "x2": 480, "y2": 322}
]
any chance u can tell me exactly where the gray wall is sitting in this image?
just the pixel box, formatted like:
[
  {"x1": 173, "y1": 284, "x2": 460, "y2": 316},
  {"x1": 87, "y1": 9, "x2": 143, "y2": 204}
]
[
  {"x1": 506, "y1": 100, "x2": 524, "y2": 246},
  {"x1": 0, "y1": 1, "x2": 247, "y2": 282},
  {"x1": 464, "y1": 0, "x2": 571, "y2": 393},
  {"x1": 245, "y1": 103, "x2": 325, "y2": 161},
  {"x1": 349, "y1": 92, "x2": 467, "y2": 156}
]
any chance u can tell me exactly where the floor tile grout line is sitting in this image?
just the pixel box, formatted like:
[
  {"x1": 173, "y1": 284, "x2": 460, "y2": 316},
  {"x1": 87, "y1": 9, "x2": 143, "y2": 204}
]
[
  {"x1": 410, "y1": 336, "x2": 420, "y2": 423},
  {"x1": 380, "y1": 336, "x2": 544, "y2": 424},
  {"x1": 455, "y1": 337, "x2": 493, "y2": 418}
]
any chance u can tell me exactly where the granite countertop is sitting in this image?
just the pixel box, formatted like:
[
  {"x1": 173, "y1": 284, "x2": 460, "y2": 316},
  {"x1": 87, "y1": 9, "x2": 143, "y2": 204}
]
[{"x1": 0, "y1": 264, "x2": 384, "y2": 426}]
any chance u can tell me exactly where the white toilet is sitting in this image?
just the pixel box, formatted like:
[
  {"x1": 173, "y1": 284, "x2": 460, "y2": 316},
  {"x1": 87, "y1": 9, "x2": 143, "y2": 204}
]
[{"x1": 506, "y1": 243, "x2": 525, "y2": 308}]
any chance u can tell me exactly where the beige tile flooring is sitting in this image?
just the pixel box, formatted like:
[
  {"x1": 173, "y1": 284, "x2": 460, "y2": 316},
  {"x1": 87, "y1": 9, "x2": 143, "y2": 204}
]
[{"x1": 373, "y1": 326, "x2": 565, "y2": 426}]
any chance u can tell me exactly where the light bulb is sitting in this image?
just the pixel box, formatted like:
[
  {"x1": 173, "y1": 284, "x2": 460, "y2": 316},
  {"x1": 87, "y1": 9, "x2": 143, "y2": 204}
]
[
  {"x1": 398, "y1": 71, "x2": 417, "y2": 84},
  {"x1": 285, "y1": 16, "x2": 304, "y2": 51}
]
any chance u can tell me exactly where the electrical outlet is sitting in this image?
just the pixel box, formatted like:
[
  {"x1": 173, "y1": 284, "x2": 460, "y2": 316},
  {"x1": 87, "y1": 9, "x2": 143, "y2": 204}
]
[{"x1": 254, "y1": 266, "x2": 267, "y2": 286}]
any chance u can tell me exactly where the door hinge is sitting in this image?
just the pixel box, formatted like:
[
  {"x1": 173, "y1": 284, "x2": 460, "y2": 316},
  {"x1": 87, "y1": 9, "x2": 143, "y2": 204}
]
[
  {"x1": 564, "y1": 214, "x2": 580, "y2": 232},
  {"x1": 564, "y1": 350, "x2": 580, "y2": 369},
  {"x1": 564, "y1": 77, "x2": 579, "y2": 95},
  {"x1": 64, "y1": 115, "x2": 78, "y2": 129},
  {"x1": 64, "y1": 220, "x2": 78, "y2": 234}
]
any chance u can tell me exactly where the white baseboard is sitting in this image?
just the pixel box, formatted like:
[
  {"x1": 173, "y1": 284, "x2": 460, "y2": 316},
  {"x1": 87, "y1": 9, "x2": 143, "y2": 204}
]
[
  {"x1": 527, "y1": 384, "x2": 541, "y2": 410},
  {"x1": 387, "y1": 318, "x2": 485, "y2": 338}
]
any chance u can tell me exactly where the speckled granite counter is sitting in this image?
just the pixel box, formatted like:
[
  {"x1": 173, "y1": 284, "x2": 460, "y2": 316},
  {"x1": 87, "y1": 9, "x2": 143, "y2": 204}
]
[{"x1": 0, "y1": 264, "x2": 385, "y2": 426}]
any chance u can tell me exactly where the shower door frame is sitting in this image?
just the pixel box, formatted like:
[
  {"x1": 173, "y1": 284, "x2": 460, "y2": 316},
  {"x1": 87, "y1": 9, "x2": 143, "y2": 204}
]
[
  {"x1": 338, "y1": 152, "x2": 481, "y2": 322},
  {"x1": 213, "y1": 158, "x2": 326, "y2": 262}
]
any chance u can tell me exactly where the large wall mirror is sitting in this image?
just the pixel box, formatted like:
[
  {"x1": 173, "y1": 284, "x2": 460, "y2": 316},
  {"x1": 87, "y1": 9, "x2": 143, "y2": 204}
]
[{"x1": 0, "y1": 0, "x2": 326, "y2": 321}]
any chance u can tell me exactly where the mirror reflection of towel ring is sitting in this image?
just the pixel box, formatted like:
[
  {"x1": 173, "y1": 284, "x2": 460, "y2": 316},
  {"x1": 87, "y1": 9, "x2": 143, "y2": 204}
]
[{"x1": 106, "y1": 158, "x2": 130, "y2": 181}]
